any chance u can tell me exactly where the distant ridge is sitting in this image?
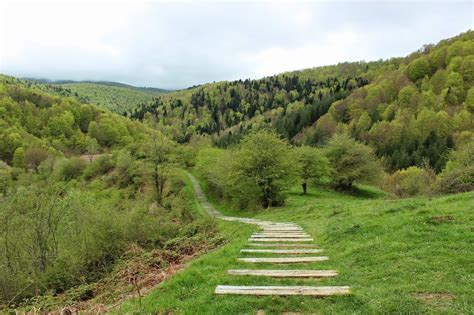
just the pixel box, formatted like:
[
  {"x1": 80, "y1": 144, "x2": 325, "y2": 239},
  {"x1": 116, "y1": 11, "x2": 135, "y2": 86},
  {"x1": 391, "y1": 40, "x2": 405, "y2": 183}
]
[{"x1": 22, "y1": 78, "x2": 171, "y2": 94}]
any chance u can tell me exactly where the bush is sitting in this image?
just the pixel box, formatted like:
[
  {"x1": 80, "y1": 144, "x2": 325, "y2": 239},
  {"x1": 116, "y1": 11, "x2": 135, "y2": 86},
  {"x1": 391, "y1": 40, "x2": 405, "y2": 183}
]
[
  {"x1": 54, "y1": 157, "x2": 86, "y2": 180},
  {"x1": 82, "y1": 155, "x2": 114, "y2": 180},
  {"x1": 385, "y1": 166, "x2": 436, "y2": 197},
  {"x1": 194, "y1": 147, "x2": 230, "y2": 199},
  {"x1": 24, "y1": 147, "x2": 49, "y2": 172},
  {"x1": 436, "y1": 141, "x2": 474, "y2": 194}
]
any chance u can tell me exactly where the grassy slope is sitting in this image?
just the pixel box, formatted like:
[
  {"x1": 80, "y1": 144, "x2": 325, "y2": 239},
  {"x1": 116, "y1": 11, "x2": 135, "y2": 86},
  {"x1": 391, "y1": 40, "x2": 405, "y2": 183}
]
[
  {"x1": 58, "y1": 83, "x2": 167, "y2": 113},
  {"x1": 117, "y1": 177, "x2": 473, "y2": 314}
]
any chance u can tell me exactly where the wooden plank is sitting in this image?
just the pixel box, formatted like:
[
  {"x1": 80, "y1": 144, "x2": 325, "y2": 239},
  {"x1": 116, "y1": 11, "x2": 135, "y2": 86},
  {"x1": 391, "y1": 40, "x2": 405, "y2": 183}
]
[
  {"x1": 252, "y1": 234, "x2": 310, "y2": 238},
  {"x1": 240, "y1": 249, "x2": 323, "y2": 254},
  {"x1": 215, "y1": 285, "x2": 350, "y2": 296},
  {"x1": 227, "y1": 269, "x2": 337, "y2": 278},
  {"x1": 261, "y1": 232, "x2": 306, "y2": 234},
  {"x1": 256, "y1": 230, "x2": 306, "y2": 233},
  {"x1": 258, "y1": 229, "x2": 304, "y2": 232},
  {"x1": 255, "y1": 232, "x2": 307, "y2": 234},
  {"x1": 248, "y1": 238, "x2": 313, "y2": 242},
  {"x1": 259, "y1": 225, "x2": 301, "y2": 229},
  {"x1": 247, "y1": 243, "x2": 319, "y2": 248},
  {"x1": 238, "y1": 256, "x2": 328, "y2": 263}
]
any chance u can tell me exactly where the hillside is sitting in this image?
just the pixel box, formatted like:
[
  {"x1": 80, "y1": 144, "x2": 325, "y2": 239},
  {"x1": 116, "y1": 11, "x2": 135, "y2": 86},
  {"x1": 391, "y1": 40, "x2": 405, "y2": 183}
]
[
  {"x1": 0, "y1": 76, "x2": 220, "y2": 311},
  {"x1": 59, "y1": 82, "x2": 167, "y2": 113},
  {"x1": 25, "y1": 78, "x2": 169, "y2": 113},
  {"x1": 130, "y1": 31, "x2": 473, "y2": 173},
  {"x1": 1, "y1": 30, "x2": 473, "y2": 314},
  {"x1": 118, "y1": 175, "x2": 474, "y2": 314}
]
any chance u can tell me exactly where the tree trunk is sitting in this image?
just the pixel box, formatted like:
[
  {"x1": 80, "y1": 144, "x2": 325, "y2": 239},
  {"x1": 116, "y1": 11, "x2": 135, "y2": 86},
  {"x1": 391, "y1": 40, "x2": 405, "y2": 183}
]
[{"x1": 302, "y1": 182, "x2": 307, "y2": 195}]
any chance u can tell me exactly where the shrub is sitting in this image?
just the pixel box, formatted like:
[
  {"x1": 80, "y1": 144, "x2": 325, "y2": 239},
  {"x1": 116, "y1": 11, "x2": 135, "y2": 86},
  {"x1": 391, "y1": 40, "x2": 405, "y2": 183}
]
[
  {"x1": 82, "y1": 155, "x2": 114, "y2": 180},
  {"x1": 24, "y1": 147, "x2": 49, "y2": 172},
  {"x1": 54, "y1": 157, "x2": 86, "y2": 180},
  {"x1": 436, "y1": 141, "x2": 474, "y2": 194},
  {"x1": 385, "y1": 166, "x2": 436, "y2": 197},
  {"x1": 194, "y1": 147, "x2": 229, "y2": 199}
]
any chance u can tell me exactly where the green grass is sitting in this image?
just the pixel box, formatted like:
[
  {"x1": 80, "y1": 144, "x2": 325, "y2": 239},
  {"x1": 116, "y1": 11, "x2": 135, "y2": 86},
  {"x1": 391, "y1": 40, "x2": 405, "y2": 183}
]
[{"x1": 117, "y1": 179, "x2": 474, "y2": 314}]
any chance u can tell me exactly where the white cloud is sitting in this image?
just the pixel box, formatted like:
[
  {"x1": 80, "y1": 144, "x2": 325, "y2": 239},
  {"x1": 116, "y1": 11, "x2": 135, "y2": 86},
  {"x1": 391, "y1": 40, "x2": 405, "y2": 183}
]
[
  {"x1": 246, "y1": 29, "x2": 366, "y2": 77},
  {"x1": 0, "y1": 1, "x2": 472, "y2": 88}
]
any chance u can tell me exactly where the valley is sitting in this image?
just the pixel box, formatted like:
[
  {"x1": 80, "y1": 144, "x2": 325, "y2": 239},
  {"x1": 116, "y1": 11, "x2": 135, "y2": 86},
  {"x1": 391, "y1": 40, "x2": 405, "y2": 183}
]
[{"x1": 0, "y1": 30, "x2": 472, "y2": 314}]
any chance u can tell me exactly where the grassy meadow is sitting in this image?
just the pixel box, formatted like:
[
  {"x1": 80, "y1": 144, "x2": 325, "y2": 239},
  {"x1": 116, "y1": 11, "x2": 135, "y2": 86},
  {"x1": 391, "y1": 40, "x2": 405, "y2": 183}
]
[{"x1": 117, "y1": 175, "x2": 473, "y2": 314}]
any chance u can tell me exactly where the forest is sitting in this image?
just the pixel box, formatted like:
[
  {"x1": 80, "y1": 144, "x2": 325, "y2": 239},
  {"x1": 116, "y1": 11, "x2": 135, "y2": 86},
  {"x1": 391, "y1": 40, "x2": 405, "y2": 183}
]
[
  {"x1": 0, "y1": 31, "x2": 473, "y2": 312},
  {"x1": 128, "y1": 31, "x2": 473, "y2": 175}
]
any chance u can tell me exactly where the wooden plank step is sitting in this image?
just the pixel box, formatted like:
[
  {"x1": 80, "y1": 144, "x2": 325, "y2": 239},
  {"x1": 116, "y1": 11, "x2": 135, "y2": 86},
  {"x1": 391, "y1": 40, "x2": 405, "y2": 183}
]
[
  {"x1": 261, "y1": 228, "x2": 304, "y2": 230},
  {"x1": 247, "y1": 243, "x2": 319, "y2": 248},
  {"x1": 249, "y1": 238, "x2": 313, "y2": 242},
  {"x1": 255, "y1": 232, "x2": 307, "y2": 234},
  {"x1": 240, "y1": 249, "x2": 323, "y2": 254},
  {"x1": 227, "y1": 269, "x2": 337, "y2": 278},
  {"x1": 252, "y1": 234, "x2": 310, "y2": 238},
  {"x1": 259, "y1": 224, "x2": 302, "y2": 229},
  {"x1": 261, "y1": 230, "x2": 304, "y2": 233},
  {"x1": 215, "y1": 285, "x2": 350, "y2": 296},
  {"x1": 238, "y1": 256, "x2": 328, "y2": 263},
  {"x1": 256, "y1": 230, "x2": 306, "y2": 233}
]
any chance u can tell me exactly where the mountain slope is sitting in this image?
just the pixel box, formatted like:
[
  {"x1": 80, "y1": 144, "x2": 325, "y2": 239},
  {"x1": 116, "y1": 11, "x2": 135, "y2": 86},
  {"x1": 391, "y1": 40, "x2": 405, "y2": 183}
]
[
  {"x1": 23, "y1": 78, "x2": 169, "y2": 113},
  {"x1": 0, "y1": 75, "x2": 220, "y2": 312},
  {"x1": 118, "y1": 176, "x2": 473, "y2": 314},
  {"x1": 130, "y1": 30, "x2": 474, "y2": 172}
]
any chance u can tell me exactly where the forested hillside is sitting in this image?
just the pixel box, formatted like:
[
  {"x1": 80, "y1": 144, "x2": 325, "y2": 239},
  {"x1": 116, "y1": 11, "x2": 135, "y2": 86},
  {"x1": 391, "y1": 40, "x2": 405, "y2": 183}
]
[
  {"x1": 130, "y1": 31, "x2": 473, "y2": 173},
  {"x1": 298, "y1": 31, "x2": 474, "y2": 173},
  {"x1": 129, "y1": 63, "x2": 372, "y2": 144},
  {"x1": 0, "y1": 76, "x2": 221, "y2": 311},
  {"x1": 58, "y1": 82, "x2": 168, "y2": 113}
]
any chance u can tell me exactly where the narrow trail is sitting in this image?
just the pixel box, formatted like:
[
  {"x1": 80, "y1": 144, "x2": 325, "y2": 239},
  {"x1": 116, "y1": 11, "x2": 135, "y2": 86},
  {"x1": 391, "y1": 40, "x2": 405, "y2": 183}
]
[{"x1": 187, "y1": 172, "x2": 350, "y2": 297}]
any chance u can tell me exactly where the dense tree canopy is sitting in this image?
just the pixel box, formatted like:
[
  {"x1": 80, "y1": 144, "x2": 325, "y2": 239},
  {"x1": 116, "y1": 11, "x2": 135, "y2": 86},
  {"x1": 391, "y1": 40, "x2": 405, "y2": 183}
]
[{"x1": 299, "y1": 31, "x2": 473, "y2": 173}]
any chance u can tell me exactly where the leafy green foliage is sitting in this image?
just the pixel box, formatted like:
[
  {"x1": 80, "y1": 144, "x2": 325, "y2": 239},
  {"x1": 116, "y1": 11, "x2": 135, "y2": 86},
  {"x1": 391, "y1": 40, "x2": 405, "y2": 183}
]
[
  {"x1": 0, "y1": 77, "x2": 152, "y2": 163},
  {"x1": 230, "y1": 130, "x2": 296, "y2": 207},
  {"x1": 294, "y1": 146, "x2": 332, "y2": 194},
  {"x1": 300, "y1": 31, "x2": 473, "y2": 173},
  {"x1": 325, "y1": 134, "x2": 380, "y2": 190},
  {"x1": 436, "y1": 140, "x2": 474, "y2": 193},
  {"x1": 408, "y1": 57, "x2": 430, "y2": 82},
  {"x1": 53, "y1": 157, "x2": 87, "y2": 180},
  {"x1": 385, "y1": 166, "x2": 436, "y2": 197},
  {"x1": 0, "y1": 78, "x2": 217, "y2": 310},
  {"x1": 195, "y1": 131, "x2": 296, "y2": 209}
]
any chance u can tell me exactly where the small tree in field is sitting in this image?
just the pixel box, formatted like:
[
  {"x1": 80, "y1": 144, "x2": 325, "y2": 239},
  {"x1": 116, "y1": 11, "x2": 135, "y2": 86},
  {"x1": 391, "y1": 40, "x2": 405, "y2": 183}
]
[
  {"x1": 294, "y1": 146, "x2": 332, "y2": 194},
  {"x1": 325, "y1": 134, "x2": 380, "y2": 190},
  {"x1": 231, "y1": 130, "x2": 295, "y2": 208}
]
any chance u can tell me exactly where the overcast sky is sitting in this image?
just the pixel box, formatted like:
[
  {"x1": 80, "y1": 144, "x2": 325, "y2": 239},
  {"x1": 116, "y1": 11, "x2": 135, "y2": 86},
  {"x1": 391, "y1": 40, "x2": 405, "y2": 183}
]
[{"x1": 0, "y1": 1, "x2": 472, "y2": 89}]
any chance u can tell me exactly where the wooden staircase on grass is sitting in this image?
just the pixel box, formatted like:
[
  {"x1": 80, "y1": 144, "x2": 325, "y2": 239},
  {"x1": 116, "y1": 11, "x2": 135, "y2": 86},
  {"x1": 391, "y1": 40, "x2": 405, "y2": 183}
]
[{"x1": 187, "y1": 172, "x2": 350, "y2": 298}]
